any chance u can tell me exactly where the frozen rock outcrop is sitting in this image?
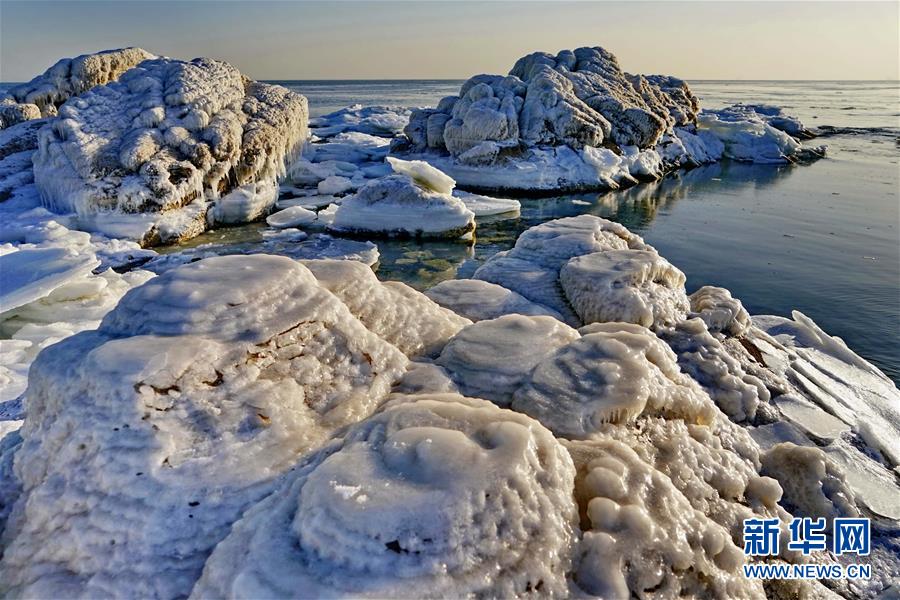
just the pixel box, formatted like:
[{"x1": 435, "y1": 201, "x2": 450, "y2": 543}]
[
  {"x1": 302, "y1": 259, "x2": 470, "y2": 358},
  {"x1": 473, "y1": 214, "x2": 653, "y2": 325},
  {"x1": 513, "y1": 322, "x2": 717, "y2": 437},
  {"x1": 31, "y1": 55, "x2": 308, "y2": 245},
  {"x1": 0, "y1": 255, "x2": 409, "y2": 597},
  {"x1": 0, "y1": 48, "x2": 155, "y2": 127},
  {"x1": 397, "y1": 46, "x2": 820, "y2": 191},
  {"x1": 192, "y1": 393, "x2": 578, "y2": 599},
  {"x1": 328, "y1": 158, "x2": 475, "y2": 238}
]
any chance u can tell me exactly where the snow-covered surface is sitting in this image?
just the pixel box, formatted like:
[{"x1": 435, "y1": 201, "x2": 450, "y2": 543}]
[
  {"x1": 395, "y1": 46, "x2": 820, "y2": 193},
  {"x1": 265, "y1": 205, "x2": 317, "y2": 228},
  {"x1": 425, "y1": 278, "x2": 563, "y2": 322},
  {"x1": 329, "y1": 158, "x2": 475, "y2": 238}
]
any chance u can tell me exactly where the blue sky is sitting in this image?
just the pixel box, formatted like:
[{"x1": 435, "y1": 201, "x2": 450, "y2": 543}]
[{"x1": 2, "y1": 1, "x2": 897, "y2": 81}]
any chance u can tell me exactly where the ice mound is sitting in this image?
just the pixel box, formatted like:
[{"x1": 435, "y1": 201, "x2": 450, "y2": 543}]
[
  {"x1": 31, "y1": 54, "x2": 308, "y2": 245},
  {"x1": 425, "y1": 278, "x2": 564, "y2": 322},
  {"x1": 569, "y1": 438, "x2": 761, "y2": 598},
  {"x1": 560, "y1": 249, "x2": 689, "y2": 329},
  {"x1": 689, "y1": 285, "x2": 751, "y2": 336},
  {"x1": 0, "y1": 255, "x2": 409, "y2": 597},
  {"x1": 191, "y1": 394, "x2": 577, "y2": 599},
  {"x1": 0, "y1": 48, "x2": 155, "y2": 127},
  {"x1": 513, "y1": 322, "x2": 717, "y2": 437},
  {"x1": 453, "y1": 190, "x2": 520, "y2": 216},
  {"x1": 661, "y1": 318, "x2": 769, "y2": 422},
  {"x1": 473, "y1": 214, "x2": 652, "y2": 325},
  {"x1": 265, "y1": 204, "x2": 317, "y2": 228},
  {"x1": 395, "y1": 46, "x2": 820, "y2": 192},
  {"x1": 328, "y1": 158, "x2": 475, "y2": 238},
  {"x1": 436, "y1": 314, "x2": 580, "y2": 405},
  {"x1": 761, "y1": 443, "x2": 859, "y2": 520},
  {"x1": 302, "y1": 259, "x2": 470, "y2": 358}
]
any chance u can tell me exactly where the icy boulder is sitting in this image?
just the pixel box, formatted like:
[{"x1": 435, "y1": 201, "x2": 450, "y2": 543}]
[
  {"x1": 0, "y1": 48, "x2": 155, "y2": 127},
  {"x1": 328, "y1": 158, "x2": 475, "y2": 239},
  {"x1": 560, "y1": 249, "x2": 689, "y2": 329},
  {"x1": 31, "y1": 55, "x2": 309, "y2": 245},
  {"x1": 397, "y1": 46, "x2": 820, "y2": 191},
  {"x1": 191, "y1": 393, "x2": 578, "y2": 599},
  {"x1": 473, "y1": 214, "x2": 652, "y2": 325},
  {"x1": 302, "y1": 259, "x2": 471, "y2": 358},
  {"x1": 512, "y1": 322, "x2": 717, "y2": 437},
  {"x1": 398, "y1": 46, "x2": 708, "y2": 192},
  {"x1": 0, "y1": 255, "x2": 409, "y2": 597},
  {"x1": 689, "y1": 285, "x2": 751, "y2": 336}
]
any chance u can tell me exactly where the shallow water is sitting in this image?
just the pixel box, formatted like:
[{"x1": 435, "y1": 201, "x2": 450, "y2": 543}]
[{"x1": 269, "y1": 80, "x2": 900, "y2": 383}]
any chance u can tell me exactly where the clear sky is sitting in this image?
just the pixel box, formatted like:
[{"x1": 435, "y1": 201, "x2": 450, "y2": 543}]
[{"x1": 1, "y1": 1, "x2": 898, "y2": 82}]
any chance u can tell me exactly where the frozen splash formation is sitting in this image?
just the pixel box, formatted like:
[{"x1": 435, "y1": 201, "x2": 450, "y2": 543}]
[
  {"x1": 397, "y1": 46, "x2": 823, "y2": 192},
  {"x1": 2, "y1": 217, "x2": 898, "y2": 598},
  {"x1": 0, "y1": 48, "x2": 155, "y2": 127},
  {"x1": 32, "y1": 54, "x2": 308, "y2": 245}
]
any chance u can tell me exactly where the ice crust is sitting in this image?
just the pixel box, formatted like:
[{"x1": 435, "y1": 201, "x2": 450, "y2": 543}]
[
  {"x1": 192, "y1": 394, "x2": 578, "y2": 598},
  {"x1": 29, "y1": 52, "x2": 308, "y2": 246},
  {"x1": 396, "y1": 46, "x2": 819, "y2": 193}
]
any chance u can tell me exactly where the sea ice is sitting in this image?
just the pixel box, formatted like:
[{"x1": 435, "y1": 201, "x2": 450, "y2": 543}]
[{"x1": 265, "y1": 205, "x2": 317, "y2": 228}]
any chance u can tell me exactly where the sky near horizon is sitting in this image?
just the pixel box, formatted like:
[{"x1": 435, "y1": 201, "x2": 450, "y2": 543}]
[{"x1": 1, "y1": 1, "x2": 898, "y2": 82}]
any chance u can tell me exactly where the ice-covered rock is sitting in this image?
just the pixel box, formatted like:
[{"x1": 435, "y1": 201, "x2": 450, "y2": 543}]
[
  {"x1": 328, "y1": 159, "x2": 475, "y2": 239},
  {"x1": 31, "y1": 55, "x2": 308, "y2": 245},
  {"x1": 265, "y1": 204, "x2": 317, "y2": 228},
  {"x1": 0, "y1": 255, "x2": 409, "y2": 597},
  {"x1": 697, "y1": 111, "x2": 803, "y2": 164},
  {"x1": 436, "y1": 314, "x2": 580, "y2": 405},
  {"x1": 569, "y1": 438, "x2": 761, "y2": 598},
  {"x1": 0, "y1": 48, "x2": 155, "y2": 127},
  {"x1": 560, "y1": 249, "x2": 689, "y2": 329},
  {"x1": 302, "y1": 259, "x2": 470, "y2": 358},
  {"x1": 513, "y1": 322, "x2": 717, "y2": 437},
  {"x1": 689, "y1": 285, "x2": 751, "y2": 336},
  {"x1": 425, "y1": 278, "x2": 563, "y2": 322},
  {"x1": 397, "y1": 47, "x2": 819, "y2": 191},
  {"x1": 191, "y1": 394, "x2": 578, "y2": 599},
  {"x1": 473, "y1": 215, "x2": 652, "y2": 325}
]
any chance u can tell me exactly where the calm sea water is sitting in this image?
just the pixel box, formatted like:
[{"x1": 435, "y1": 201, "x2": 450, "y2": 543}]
[{"x1": 277, "y1": 80, "x2": 900, "y2": 383}]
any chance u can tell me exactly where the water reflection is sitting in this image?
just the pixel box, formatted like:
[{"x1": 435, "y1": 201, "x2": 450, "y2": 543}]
[{"x1": 375, "y1": 160, "x2": 800, "y2": 290}]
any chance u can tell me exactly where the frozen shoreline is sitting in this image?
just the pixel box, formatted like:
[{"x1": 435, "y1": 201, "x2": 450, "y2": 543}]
[{"x1": 0, "y1": 48, "x2": 898, "y2": 598}]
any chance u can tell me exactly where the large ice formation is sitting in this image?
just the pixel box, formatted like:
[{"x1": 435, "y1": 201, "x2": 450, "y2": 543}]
[
  {"x1": 396, "y1": 47, "x2": 821, "y2": 192},
  {"x1": 0, "y1": 255, "x2": 409, "y2": 597},
  {"x1": 0, "y1": 48, "x2": 155, "y2": 127},
  {"x1": 192, "y1": 394, "x2": 578, "y2": 598},
  {"x1": 29, "y1": 53, "x2": 308, "y2": 245}
]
